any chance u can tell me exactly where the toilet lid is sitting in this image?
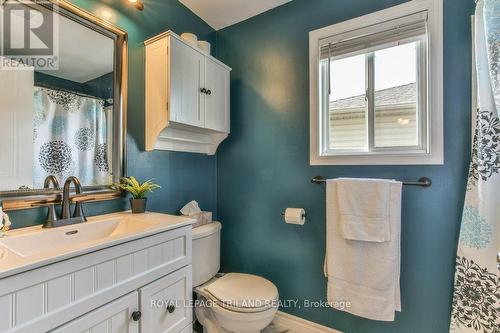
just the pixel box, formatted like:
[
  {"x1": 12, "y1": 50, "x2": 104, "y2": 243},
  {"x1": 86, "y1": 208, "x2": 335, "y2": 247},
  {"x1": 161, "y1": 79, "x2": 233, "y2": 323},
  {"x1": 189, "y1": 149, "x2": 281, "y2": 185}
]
[{"x1": 205, "y1": 273, "x2": 278, "y2": 312}]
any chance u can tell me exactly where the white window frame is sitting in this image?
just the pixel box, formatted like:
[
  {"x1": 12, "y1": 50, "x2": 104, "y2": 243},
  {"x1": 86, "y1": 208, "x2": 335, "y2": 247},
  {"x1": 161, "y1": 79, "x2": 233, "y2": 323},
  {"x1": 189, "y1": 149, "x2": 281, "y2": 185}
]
[{"x1": 309, "y1": 0, "x2": 443, "y2": 165}]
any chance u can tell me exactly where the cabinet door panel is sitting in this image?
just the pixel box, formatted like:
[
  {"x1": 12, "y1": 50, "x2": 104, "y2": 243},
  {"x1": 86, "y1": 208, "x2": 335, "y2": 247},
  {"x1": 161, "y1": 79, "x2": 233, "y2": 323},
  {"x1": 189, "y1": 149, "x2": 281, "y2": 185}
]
[
  {"x1": 204, "y1": 58, "x2": 229, "y2": 132},
  {"x1": 179, "y1": 324, "x2": 193, "y2": 333},
  {"x1": 170, "y1": 38, "x2": 204, "y2": 128},
  {"x1": 51, "y1": 292, "x2": 139, "y2": 333},
  {"x1": 140, "y1": 265, "x2": 192, "y2": 333}
]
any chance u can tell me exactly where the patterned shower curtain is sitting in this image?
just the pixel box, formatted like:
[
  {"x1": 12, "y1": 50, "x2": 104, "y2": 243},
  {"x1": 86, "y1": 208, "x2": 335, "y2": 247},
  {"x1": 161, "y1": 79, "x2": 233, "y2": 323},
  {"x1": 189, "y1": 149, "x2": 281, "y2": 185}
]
[
  {"x1": 33, "y1": 87, "x2": 112, "y2": 188},
  {"x1": 450, "y1": 0, "x2": 499, "y2": 332}
]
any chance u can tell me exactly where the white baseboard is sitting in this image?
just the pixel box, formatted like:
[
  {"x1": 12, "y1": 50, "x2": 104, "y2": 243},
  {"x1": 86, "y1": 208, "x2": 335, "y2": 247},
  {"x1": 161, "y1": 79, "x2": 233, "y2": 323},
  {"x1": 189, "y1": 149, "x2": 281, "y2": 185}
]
[{"x1": 272, "y1": 311, "x2": 341, "y2": 333}]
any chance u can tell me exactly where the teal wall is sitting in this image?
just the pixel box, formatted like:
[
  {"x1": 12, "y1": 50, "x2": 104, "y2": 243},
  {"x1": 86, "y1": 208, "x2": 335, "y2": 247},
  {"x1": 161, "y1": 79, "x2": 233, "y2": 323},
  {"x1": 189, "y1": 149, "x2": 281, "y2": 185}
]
[
  {"x1": 216, "y1": 0, "x2": 475, "y2": 332},
  {"x1": 2, "y1": 0, "x2": 477, "y2": 331},
  {"x1": 3, "y1": 0, "x2": 218, "y2": 228},
  {"x1": 35, "y1": 71, "x2": 113, "y2": 100},
  {"x1": 84, "y1": 72, "x2": 114, "y2": 100}
]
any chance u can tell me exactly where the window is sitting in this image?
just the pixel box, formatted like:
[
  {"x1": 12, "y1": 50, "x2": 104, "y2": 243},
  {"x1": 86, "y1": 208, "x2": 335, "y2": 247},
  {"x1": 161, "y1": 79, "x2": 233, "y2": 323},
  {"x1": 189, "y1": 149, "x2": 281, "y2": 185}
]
[{"x1": 310, "y1": 0, "x2": 443, "y2": 165}]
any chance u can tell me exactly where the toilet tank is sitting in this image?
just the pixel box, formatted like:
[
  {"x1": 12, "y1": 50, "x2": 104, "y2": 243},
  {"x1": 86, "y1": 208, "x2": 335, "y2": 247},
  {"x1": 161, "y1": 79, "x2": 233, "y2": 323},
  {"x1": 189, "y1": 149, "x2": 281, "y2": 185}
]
[{"x1": 192, "y1": 222, "x2": 221, "y2": 287}]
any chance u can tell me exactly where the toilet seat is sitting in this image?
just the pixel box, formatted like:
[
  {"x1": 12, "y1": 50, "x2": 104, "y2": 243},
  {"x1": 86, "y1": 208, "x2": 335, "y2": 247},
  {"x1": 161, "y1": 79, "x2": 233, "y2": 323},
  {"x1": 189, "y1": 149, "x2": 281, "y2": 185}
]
[{"x1": 198, "y1": 273, "x2": 279, "y2": 313}]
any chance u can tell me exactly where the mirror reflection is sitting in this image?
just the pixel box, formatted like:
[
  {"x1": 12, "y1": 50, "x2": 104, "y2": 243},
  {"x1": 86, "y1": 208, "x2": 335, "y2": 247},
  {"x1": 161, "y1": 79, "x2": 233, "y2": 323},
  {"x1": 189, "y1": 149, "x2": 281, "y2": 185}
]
[{"x1": 0, "y1": 2, "x2": 115, "y2": 191}]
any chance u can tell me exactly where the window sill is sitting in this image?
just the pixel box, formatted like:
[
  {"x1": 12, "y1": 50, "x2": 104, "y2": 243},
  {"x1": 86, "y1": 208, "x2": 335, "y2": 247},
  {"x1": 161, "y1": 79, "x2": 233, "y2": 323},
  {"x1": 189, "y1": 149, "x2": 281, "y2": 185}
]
[{"x1": 310, "y1": 151, "x2": 443, "y2": 165}]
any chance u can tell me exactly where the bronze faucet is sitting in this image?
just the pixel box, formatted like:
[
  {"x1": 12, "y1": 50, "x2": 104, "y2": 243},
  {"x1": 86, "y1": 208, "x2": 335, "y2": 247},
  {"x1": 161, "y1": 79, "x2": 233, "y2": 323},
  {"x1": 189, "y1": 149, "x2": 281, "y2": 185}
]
[
  {"x1": 61, "y1": 176, "x2": 87, "y2": 222},
  {"x1": 37, "y1": 176, "x2": 88, "y2": 228}
]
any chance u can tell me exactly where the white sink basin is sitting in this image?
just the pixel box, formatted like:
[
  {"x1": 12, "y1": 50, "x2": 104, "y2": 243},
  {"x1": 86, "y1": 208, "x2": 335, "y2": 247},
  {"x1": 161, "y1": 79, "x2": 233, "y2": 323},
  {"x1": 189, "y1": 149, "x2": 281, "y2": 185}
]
[
  {"x1": 0, "y1": 215, "x2": 160, "y2": 257},
  {"x1": 0, "y1": 211, "x2": 195, "y2": 279}
]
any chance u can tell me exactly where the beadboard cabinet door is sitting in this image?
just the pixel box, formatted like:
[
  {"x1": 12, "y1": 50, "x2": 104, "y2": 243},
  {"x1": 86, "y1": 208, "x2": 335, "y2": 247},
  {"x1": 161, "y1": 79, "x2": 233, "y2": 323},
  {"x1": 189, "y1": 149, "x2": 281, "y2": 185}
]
[
  {"x1": 204, "y1": 57, "x2": 229, "y2": 133},
  {"x1": 140, "y1": 265, "x2": 192, "y2": 333},
  {"x1": 169, "y1": 37, "x2": 205, "y2": 128},
  {"x1": 51, "y1": 292, "x2": 139, "y2": 333}
]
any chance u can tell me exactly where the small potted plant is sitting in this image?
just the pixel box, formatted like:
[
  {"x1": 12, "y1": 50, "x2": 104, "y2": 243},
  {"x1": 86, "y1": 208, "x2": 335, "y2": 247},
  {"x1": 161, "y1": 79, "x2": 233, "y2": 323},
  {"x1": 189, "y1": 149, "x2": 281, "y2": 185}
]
[{"x1": 113, "y1": 176, "x2": 160, "y2": 213}]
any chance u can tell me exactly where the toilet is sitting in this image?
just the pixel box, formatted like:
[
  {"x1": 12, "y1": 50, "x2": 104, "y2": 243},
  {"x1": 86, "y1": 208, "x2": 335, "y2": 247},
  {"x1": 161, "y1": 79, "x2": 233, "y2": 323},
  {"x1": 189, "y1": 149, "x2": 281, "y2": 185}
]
[{"x1": 192, "y1": 222, "x2": 279, "y2": 333}]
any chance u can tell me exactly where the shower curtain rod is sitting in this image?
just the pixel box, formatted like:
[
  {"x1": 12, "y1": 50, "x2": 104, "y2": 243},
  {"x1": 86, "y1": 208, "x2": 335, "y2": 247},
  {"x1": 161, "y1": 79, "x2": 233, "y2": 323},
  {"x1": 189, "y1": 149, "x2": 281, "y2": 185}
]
[
  {"x1": 35, "y1": 84, "x2": 114, "y2": 105},
  {"x1": 311, "y1": 176, "x2": 432, "y2": 187}
]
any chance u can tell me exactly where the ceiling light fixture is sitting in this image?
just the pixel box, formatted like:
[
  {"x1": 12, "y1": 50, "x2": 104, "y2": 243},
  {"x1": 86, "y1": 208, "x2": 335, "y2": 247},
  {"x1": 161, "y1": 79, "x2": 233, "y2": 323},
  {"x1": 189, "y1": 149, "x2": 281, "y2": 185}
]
[{"x1": 127, "y1": 0, "x2": 144, "y2": 11}]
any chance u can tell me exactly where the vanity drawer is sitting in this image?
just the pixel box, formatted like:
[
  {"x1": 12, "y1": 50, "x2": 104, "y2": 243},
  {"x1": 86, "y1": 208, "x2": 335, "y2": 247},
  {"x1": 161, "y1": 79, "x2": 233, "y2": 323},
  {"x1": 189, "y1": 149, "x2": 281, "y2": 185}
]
[
  {"x1": 50, "y1": 292, "x2": 139, "y2": 333},
  {"x1": 140, "y1": 265, "x2": 192, "y2": 333}
]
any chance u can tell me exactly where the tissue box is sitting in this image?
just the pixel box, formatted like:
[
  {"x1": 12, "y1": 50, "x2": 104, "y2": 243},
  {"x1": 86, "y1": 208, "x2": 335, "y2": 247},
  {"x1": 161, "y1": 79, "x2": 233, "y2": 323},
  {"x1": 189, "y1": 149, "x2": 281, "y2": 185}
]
[{"x1": 190, "y1": 211, "x2": 212, "y2": 228}]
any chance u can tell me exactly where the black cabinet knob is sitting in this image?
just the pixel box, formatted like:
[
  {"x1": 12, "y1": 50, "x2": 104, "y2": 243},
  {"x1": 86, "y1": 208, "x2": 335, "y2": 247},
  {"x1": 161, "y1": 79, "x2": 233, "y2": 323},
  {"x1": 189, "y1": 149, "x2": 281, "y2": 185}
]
[
  {"x1": 131, "y1": 311, "x2": 142, "y2": 321},
  {"x1": 207, "y1": 89, "x2": 212, "y2": 95},
  {"x1": 200, "y1": 88, "x2": 207, "y2": 94},
  {"x1": 167, "y1": 304, "x2": 175, "y2": 313}
]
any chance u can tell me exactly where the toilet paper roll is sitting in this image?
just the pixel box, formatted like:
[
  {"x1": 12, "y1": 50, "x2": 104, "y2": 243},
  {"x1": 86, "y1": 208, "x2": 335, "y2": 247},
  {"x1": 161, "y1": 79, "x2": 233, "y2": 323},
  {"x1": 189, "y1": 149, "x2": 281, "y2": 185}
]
[
  {"x1": 180, "y1": 32, "x2": 198, "y2": 46},
  {"x1": 284, "y1": 208, "x2": 306, "y2": 225},
  {"x1": 197, "y1": 40, "x2": 211, "y2": 54}
]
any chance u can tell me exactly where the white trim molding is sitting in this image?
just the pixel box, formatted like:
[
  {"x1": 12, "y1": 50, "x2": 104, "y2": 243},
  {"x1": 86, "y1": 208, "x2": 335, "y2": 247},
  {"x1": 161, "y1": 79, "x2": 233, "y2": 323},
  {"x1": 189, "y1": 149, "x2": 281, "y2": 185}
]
[
  {"x1": 309, "y1": 0, "x2": 444, "y2": 165},
  {"x1": 272, "y1": 311, "x2": 342, "y2": 333}
]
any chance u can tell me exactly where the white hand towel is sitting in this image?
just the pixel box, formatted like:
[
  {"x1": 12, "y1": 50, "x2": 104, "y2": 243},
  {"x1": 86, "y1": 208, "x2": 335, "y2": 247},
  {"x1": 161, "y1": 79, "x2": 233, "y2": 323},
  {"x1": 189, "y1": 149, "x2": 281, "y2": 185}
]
[
  {"x1": 336, "y1": 178, "x2": 391, "y2": 242},
  {"x1": 325, "y1": 179, "x2": 402, "y2": 321}
]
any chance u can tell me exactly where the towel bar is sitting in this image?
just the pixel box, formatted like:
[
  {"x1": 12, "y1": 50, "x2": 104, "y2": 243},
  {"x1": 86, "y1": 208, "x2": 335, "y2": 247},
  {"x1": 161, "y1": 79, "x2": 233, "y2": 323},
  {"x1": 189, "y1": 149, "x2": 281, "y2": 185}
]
[{"x1": 311, "y1": 176, "x2": 432, "y2": 187}]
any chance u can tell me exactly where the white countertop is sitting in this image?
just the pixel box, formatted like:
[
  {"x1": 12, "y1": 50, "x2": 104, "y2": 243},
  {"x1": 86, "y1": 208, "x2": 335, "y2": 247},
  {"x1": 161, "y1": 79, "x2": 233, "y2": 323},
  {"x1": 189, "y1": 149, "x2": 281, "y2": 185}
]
[{"x1": 0, "y1": 211, "x2": 195, "y2": 279}]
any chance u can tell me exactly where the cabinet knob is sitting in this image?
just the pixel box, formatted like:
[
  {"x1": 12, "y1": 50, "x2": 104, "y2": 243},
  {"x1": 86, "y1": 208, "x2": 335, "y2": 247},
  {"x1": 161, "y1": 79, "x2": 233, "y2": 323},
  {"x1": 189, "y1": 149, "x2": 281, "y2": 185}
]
[
  {"x1": 167, "y1": 304, "x2": 175, "y2": 313},
  {"x1": 207, "y1": 89, "x2": 212, "y2": 95},
  {"x1": 131, "y1": 311, "x2": 142, "y2": 321},
  {"x1": 200, "y1": 88, "x2": 207, "y2": 94}
]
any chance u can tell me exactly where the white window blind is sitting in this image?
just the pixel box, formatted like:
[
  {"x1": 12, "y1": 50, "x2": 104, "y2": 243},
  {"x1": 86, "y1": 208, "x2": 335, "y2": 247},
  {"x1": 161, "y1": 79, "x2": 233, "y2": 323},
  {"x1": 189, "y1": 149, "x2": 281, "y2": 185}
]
[{"x1": 319, "y1": 12, "x2": 428, "y2": 60}]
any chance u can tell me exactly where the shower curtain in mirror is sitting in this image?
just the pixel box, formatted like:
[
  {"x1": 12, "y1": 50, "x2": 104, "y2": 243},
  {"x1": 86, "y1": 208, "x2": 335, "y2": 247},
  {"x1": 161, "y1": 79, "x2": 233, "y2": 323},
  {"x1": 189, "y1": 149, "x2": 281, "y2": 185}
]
[
  {"x1": 450, "y1": 1, "x2": 499, "y2": 332},
  {"x1": 32, "y1": 87, "x2": 112, "y2": 188}
]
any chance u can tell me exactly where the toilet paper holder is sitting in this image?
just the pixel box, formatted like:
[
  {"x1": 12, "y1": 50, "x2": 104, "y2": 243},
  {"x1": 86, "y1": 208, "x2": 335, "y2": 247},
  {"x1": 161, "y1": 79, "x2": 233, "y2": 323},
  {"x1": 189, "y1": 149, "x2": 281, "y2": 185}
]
[{"x1": 281, "y1": 211, "x2": 307, "y2": 218}]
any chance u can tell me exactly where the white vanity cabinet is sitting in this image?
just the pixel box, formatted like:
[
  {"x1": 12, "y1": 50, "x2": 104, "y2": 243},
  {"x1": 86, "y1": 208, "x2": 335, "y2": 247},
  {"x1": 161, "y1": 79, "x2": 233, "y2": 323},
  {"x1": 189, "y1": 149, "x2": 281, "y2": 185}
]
[
  {"x1": 144, "y1": 31, "x2": 231, "y2": 155},
  {"x1": 0, "y1": 213, "x2": 194, "y2": 333},
  {"x1": 52, "y1": 267, "x2": 193, "y2": 333}
]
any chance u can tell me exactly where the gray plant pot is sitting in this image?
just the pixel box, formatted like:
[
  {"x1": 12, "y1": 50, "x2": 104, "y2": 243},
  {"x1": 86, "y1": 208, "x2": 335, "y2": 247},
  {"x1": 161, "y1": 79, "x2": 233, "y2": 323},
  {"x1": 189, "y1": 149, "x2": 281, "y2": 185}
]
[{"x1": 130, "y1": 198, "x2": 147, "y2": 214}]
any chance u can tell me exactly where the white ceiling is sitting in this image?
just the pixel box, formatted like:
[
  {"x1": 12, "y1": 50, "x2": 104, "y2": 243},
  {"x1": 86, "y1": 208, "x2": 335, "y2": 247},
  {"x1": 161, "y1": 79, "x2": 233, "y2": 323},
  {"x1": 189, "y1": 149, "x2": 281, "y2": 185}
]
[
  {"x1": 6, "y1": 4, "x2": 113, "y2": 83},
  {"x1": 39, "y1": 9, "x2": 114, "y2": 83},
  {"x1": 179, "y1": 0, "x2": 292, "y2": 30}
]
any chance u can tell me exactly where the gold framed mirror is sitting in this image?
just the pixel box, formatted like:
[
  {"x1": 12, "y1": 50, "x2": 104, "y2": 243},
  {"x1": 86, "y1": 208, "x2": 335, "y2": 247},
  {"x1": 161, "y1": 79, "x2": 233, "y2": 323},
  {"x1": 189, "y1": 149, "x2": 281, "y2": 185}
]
[{"x1": 0, "y1": 0, "x2": 127, "y2": 210}]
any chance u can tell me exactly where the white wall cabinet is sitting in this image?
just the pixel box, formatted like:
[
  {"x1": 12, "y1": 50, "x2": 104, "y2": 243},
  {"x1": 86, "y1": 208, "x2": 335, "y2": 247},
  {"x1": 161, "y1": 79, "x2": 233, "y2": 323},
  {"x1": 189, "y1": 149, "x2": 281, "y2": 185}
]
[{"x1": 145, "y1": 31, "x2": 231, "y2": 155}]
